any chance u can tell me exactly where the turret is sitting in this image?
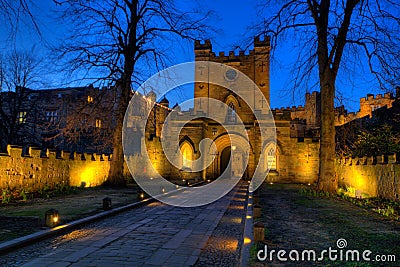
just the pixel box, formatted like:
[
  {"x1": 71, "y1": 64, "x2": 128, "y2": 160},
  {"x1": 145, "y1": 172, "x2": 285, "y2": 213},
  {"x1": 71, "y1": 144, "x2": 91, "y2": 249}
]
[
  {"x1": 194, "y1": 40, "x2": 212, "y2": 60},
  {"x1": 159, "y1": 96, "x2": 169, "y2": 107}
]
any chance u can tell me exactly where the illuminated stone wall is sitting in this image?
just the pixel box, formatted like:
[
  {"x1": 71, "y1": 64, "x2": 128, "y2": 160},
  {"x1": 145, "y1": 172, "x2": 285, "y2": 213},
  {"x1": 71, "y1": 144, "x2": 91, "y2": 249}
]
[
  {"x1": 336, "y1": 155, "x2": 400, "y2": 200},
  {"x1": 0, "y1": 145, "x2": 112, "y2": 193},
  {"x1": 268, "y1": 118, "x2": 320, "y2": 184}
]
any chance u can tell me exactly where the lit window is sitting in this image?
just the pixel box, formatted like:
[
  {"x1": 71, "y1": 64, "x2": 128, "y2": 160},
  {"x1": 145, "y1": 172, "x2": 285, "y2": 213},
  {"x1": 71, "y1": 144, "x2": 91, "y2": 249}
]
[
  {"x1": 46, "y1": 110, "x2": 58, "y2": 123},
  {"x1": 87, "y1": 96, "x2": 93, "y2": 103},
  {"x1": 17, "y1": 111, "x2": 26, "y2": 124},
  {"x1": 265, "y1": 144, "x2": 277, "y2": 171},
  {"x1": 95, "y1": 119, "x2": 102, "y2": 128},
  {"x1": 180, "y1": 142, "x2": 193, "y2": 169}
]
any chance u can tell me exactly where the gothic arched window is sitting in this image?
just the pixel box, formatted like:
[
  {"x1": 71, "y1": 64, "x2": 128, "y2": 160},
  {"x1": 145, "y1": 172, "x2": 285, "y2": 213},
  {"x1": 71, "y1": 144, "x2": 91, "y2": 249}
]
[
  {"x1": 227, "y1": 102, "x2": 237, "y2": 123},
  {"x1": 180, "y1": 142, "x2": 193, "y2": 169},
  {"x1": 265, "y1": 144, "x2": 277, "y2": 171}
]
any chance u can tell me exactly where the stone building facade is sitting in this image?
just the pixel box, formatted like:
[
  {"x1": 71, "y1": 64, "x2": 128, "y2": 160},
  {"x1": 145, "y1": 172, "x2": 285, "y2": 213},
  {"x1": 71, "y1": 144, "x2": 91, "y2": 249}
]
[
  {"x1": 0, "y1": 85, "x2": 118, "y2": 153},
  {"x1": 139, "y1": 37, "x2": 320, "y2": 184}
]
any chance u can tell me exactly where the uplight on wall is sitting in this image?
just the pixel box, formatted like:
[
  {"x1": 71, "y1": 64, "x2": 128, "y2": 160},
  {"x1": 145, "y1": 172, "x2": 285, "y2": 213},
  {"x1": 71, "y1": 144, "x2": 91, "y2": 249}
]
[{"x1": 355, "y1": 190, "x2": 362, "y2": 199}]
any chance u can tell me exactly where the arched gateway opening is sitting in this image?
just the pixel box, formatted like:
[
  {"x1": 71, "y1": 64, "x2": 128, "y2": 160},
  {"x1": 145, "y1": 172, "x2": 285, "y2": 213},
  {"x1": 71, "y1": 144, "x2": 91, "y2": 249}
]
[
  {"x1": 209, "y1": 133, "x2": 251, "y2": 180},
  {"x1": 220, "y1": 146, "x2": 231, "y2": 177}
]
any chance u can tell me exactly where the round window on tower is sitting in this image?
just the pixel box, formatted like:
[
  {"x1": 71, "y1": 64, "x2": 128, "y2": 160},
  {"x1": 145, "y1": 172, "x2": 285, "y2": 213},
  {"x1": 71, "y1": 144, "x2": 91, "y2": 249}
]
[{"x1": 224, "y1": 69, "x2": 237, "y2": 81}]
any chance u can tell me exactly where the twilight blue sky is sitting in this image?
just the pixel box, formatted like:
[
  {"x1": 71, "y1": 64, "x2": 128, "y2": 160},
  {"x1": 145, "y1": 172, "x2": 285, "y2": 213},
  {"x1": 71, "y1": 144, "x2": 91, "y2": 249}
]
[{"x1": 0, "y1": 0, "x2": 386, "y2": 112}]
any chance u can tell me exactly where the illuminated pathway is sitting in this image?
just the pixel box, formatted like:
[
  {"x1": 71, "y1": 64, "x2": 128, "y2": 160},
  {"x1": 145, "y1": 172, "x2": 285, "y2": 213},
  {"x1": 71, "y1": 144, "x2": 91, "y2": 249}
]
[{"x1": 0, "y1": 182, "x2": 248, "y2": 267}]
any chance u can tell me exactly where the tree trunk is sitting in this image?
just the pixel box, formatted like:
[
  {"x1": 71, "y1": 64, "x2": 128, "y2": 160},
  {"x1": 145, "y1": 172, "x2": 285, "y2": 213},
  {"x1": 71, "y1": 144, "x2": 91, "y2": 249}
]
[
  {"x1": 108, "y1": 117, "x2": 125, "y2": 186},
  {"x1": 317, "y1": 74, "x2": 338, "y2": 193},
  {"x1": 107, "y1": 80, "x2": 132, "y2": 186}
]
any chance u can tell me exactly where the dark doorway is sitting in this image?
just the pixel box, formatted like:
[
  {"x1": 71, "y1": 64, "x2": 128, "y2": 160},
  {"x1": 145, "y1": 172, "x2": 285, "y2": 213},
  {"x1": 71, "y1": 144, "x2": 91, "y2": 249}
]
[{"x1": 220, "y1": 146, "x2": 231, "y2": 177}]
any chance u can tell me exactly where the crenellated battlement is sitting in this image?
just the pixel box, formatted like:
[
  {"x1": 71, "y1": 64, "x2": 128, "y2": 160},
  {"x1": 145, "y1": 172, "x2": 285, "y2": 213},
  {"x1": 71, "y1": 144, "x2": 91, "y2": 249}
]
[
  {"x1": 273, "y1": 105, "x2": 305, "y2": 113},
  {"x1": 254, "y1": 35, "x2": 271, "y2": 47},
  {"x1": 0, "y1": 145, "x2": 111, "y2": 161},
  {"x1": 305, "y1": 91, "x2": 320, "y2": 100},
  {"x1": 355, "y1": 91, "x2": 395, "y2": 120},
  {"x1": 337, "y1": 154, "x2": 399, "y2": 166},
  {"x1": 194, "y1": 36, "x2": 271, "y2": 61},
  {"x1": 194, "y1": 39, "x2": 212, "y2": 50},
  {"x1": 360, "y1": 92, "x2": 393, "y2": 102}
]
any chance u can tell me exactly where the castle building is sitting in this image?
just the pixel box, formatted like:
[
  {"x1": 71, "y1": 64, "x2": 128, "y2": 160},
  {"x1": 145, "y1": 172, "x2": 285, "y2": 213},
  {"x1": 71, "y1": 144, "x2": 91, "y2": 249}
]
[
  {"x1": 4, "y1": 37, "x2": 397, "y2": 185},
  {"x1": 335, "y1": 92, "x2": 396, "y2": 126},
  {"x1": 0, "y1": 37, "x2": 322, "y2": 184},
  {"x1": 19, "y1": 37, "x2": 400, "y2": 184},
  {"x1": 140, "y1": 37, "x2": 320, "y2": 184}
]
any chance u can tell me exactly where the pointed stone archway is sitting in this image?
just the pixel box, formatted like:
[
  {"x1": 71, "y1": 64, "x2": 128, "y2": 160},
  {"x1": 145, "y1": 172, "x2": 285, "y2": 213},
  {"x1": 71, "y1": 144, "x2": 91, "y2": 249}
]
[{"x1": 206, "y1": 133, "x2": 252, "y2": 180}]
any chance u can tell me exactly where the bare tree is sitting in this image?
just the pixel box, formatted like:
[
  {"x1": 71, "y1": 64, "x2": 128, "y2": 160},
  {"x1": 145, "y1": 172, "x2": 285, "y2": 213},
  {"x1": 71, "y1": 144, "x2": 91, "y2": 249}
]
[
  {"x1": 0, "y1": 51, "x2": 44, "y2": 151},
  {"x1": 257, "y1": 0, "x2": 400, "y2": 193},
  {"x1": 56, "y1": 0, "x2": 210, "y2": 185},
  {"x1": 0, "y1": 0, "x2": 41, "y2": 39}
]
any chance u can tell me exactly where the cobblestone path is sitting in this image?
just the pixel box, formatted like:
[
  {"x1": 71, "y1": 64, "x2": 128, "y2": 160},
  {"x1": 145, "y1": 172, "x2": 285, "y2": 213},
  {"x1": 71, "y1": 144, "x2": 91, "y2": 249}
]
[
  {"x1": 195, "y1": 185, "x2": 247, "y2": 266},
  {"x1": 0, "y1": 182, "x2": 248, "y2": 267}
]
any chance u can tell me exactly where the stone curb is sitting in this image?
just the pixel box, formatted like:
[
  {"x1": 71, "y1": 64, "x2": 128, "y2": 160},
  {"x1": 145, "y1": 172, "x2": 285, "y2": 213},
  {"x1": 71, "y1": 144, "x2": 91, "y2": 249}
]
[
  {"x1": 0, "y1": 180, "x2": 206, "y2": 255},
  {"x1": 240, "y1": 181, "x2": 253, "y2": 267}
]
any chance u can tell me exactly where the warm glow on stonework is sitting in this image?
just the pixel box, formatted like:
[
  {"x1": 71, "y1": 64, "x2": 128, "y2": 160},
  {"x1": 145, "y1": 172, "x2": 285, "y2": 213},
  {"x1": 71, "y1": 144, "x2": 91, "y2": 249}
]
[
  {"x1": 79, "y1": 166, "x2": 99, "y2": 187},
  {"x1": 353, "y1": 170, "x2": 366, "y2": 189},
  {"x1": 230, "y1": 205, "x2": 244, "y2": 210},
  {"x1": 230, "y1": 217, "x2": 242, "y2": 224}
]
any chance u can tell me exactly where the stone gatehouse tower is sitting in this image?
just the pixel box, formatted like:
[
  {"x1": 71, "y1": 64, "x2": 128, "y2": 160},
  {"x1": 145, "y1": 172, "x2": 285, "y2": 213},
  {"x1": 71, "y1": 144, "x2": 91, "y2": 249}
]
[{"x1": 143, "y1": 37, "x2": 320, "y2": 184}]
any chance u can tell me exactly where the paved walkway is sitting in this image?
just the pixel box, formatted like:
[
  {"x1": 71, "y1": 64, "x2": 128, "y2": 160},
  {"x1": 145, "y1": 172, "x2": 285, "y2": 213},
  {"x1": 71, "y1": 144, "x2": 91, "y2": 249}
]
[{"x1": 0, "y1": 182, "x2": 248, "y2": 267}]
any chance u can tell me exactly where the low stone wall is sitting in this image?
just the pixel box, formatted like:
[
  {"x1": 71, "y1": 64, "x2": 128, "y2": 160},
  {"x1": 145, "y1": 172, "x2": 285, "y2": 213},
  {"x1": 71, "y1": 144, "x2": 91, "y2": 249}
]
[
  {"x1": 0, "y1": 145, "x2": 111, "y2": 193},
  {"x1": 336, "y1": 155, "x2": 400, "y2": 200}
]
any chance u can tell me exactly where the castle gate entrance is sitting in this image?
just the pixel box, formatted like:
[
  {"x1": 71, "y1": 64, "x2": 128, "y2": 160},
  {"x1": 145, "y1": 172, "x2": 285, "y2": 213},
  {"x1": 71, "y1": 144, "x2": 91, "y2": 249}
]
[{"x1": 220, "y1": 146, "x2": 231, "y2": 178}]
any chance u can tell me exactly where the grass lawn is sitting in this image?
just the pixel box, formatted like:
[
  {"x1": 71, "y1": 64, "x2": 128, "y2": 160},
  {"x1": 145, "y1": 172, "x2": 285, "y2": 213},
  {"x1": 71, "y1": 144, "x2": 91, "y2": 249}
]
[
  {"x1": 0, "y1": 186, "x2": 139, "y2": 242},
  {"x1": 250, "y1": 183, "x2": 400, "y2": 267}
]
